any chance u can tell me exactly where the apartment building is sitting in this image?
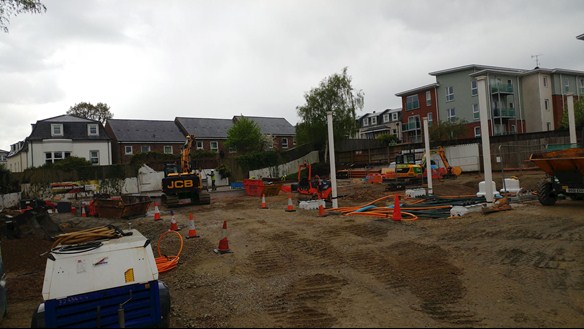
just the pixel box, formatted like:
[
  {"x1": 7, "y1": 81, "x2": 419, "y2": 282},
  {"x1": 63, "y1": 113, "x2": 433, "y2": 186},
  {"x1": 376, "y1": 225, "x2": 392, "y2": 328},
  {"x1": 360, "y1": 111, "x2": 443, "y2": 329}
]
[
  {"x1": 395, "y1": 83, "x2": 439, "y2": 143},
  {"x1": 394, "y1": 64, "x2": 584, "y2": 141}
]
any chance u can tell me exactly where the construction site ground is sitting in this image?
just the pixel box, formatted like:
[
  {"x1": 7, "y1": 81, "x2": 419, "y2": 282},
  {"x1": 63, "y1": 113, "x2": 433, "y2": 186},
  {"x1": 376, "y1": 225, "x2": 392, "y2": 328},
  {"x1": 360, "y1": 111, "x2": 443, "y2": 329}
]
[{"x1": 1, "y1": 170, "x2": 584, "y2": 328}]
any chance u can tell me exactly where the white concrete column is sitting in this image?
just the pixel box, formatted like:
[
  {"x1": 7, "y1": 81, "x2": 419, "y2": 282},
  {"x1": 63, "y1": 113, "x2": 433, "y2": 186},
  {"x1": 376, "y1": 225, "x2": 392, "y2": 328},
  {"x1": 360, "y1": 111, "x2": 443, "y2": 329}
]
[
  {"x1": 423, "y1": 117, "x2": 433, "y2": 195},
  {"x1": 567, "y1": 94, "x2": 577, "y2": 145},
  {"x1": 327, "y1": 111, "x2": 339, "y2": 209},
  {"x1": 476, "y1": 76, "x2": 494, "y2": 204}
]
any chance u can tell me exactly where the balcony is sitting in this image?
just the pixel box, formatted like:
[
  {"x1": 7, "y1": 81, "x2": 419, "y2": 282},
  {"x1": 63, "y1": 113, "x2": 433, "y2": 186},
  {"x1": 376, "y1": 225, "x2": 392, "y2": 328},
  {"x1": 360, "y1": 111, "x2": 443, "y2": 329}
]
[
  {"x1": 402, "y1": 122, "x2": 421, "y2": 132},
  {"x1": 491, "y1": 83, "x2": 514, "y2": 94},
  {"x1": 493, "y1": 107, "x2": 516, "y2": 118},
  {"x1": 406, "y1": 101, "x2": 420, "y2": 111}
]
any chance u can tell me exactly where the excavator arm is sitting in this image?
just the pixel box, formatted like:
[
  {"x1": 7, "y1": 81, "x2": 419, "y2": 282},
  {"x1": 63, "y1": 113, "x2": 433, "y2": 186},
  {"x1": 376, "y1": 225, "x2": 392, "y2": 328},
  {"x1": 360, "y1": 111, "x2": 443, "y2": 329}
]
[
  {"x1": 181, "y1": 135, "x2": 195, "y2": 173},
  {"x1": 437, "y1": 146, "x2": 462, "y2": 177},
  {"x1": 437, "y1": 146, "x2": 451, "y2": 170}
]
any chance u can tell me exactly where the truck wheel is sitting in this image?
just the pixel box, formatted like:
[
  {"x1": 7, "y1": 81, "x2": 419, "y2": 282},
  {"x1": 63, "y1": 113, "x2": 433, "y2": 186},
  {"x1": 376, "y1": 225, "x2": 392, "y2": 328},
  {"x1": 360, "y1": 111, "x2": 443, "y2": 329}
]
[{"x1": 538, "y1": 181, "x2": 557, "y2": 206}]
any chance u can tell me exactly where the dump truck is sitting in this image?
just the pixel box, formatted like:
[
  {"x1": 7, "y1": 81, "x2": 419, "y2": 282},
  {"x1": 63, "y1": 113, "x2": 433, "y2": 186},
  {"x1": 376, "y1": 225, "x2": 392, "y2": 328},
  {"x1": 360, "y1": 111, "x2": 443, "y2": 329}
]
[
  {"x1": 31, "y1": 227, "x2": 171, "y2": 328},
  {"x1": 529, "y1": 147, "x2": 584, "y2": 205}
]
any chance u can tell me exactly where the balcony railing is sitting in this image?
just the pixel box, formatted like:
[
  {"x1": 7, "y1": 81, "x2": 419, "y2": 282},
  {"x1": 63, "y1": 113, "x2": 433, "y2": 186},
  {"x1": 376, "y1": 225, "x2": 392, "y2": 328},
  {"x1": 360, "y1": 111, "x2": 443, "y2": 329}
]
[
  {"x1": 493, "y1": 108, "x2": 516, "y2": 118},
  {"x1": 491, "y1": 83, "x2": 514, "y2": 94},
  {"x1": 402, "y1": 122, "x2": 421, "y2": 132},
  {"x1": 406, "y1": 101, "x2": 420, "y2": 111}
]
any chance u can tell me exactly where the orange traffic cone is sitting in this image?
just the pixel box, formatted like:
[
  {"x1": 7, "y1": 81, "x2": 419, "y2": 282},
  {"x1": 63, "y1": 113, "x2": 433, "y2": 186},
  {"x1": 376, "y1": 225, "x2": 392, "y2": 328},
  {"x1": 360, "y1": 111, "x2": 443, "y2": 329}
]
[
  {"x1": 186, "y1": 213, "x2": 200, "y2": 239},
  {"x1": 214, "y1": 220, "x2": 232, "y2": 254},
  {"x1": 318, "y1": 199, "x2": 327, "y2": 217},
  {"x1": 169, "y1": 210, "x2": 180, "y2": 231},
  {"x1": 153, "y1": 202, "x2": 162, "y2": 221},
  {"x1": 261, "y1": 194, "x2": 268, "y2": 209},
  {"x1": 285, "y1": 193, "x2": 296, "y2": 212},
  {"x1": 81, "y1": 203, "x2": 87, "y2": 218},
  {"x1": 392, "y1": 194, "x2": 402, "y2": 221}
]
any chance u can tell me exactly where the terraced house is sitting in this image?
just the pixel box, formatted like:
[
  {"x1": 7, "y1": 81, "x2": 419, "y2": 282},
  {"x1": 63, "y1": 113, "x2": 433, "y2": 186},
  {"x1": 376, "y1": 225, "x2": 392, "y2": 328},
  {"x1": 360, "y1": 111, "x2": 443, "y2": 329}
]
[
  {"x1": 357, "y1": 108, "x2": 402, "y2": 140},
  {"x1": 105, "y1": 119, "x2": 186, "y2": 164}
]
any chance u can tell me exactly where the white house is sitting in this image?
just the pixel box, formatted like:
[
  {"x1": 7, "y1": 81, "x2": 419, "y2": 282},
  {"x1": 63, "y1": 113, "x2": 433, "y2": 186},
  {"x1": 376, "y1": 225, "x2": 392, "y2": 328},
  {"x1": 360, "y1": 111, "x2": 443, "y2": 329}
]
[{"x1": 7, "y1": 115, "x2": 112, "y2": 172}]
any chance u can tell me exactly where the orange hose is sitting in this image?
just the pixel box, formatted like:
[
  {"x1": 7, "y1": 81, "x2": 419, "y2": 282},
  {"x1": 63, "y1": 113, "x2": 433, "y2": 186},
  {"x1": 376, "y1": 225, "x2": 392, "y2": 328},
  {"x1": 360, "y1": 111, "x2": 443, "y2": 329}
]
[{"x1": 155, "y1": 230, "x2": 184, "y2": 273}]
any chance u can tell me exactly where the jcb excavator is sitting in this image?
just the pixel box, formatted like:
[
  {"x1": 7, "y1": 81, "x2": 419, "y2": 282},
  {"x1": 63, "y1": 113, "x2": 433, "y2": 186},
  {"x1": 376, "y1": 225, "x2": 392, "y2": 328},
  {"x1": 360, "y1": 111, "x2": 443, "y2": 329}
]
[
  {"x1": 161, "y1": 135, "x2": 211, "y2": 207},
  {"x1": 422, "y1": 146, "x2": 463, "y2": 179}
]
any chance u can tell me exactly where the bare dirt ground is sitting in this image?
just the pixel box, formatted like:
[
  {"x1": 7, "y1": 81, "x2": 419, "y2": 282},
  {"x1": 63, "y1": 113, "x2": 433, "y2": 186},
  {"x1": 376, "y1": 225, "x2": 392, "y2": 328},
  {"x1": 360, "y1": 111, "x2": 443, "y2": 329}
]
[{"x1": 2, "y1": 170, "x2": 584, "y2": 328}]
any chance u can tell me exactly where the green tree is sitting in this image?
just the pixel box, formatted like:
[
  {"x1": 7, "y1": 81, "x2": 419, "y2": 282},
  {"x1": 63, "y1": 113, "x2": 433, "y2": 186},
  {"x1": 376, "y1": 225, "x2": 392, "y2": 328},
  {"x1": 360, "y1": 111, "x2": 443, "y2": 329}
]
[
  {"x1": 559, "y1": 98, "x2": 584, "y2": 129},
  {"x1": 225, "y1": 116, "x2": 265, "y2": 153},
  {"x1": 0, "y1": 0, "x2": 46, "y2": 32},
  {"x1": 67, "y1": 102, "x2": 113, "y2": 125},
  {"x1": 429, "y1": 120, "x2": 468, "y2": 142},
  {"x1": 296, "y1": 67, "x2": 364, "y2": 149}
]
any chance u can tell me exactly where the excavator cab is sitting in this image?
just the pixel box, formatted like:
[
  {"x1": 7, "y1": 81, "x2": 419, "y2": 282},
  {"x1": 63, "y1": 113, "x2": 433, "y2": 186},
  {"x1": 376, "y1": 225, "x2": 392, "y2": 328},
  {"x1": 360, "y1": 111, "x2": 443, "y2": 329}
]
[
  {"x1": 296, "y1": 162, "x2": 332, "y2": 201},
  {"x1": 163, "y1": 163, "x2": 180, "y2": 177},
  {"x1": 395, "y1": 153, "x2": 423, "y2": 178}
]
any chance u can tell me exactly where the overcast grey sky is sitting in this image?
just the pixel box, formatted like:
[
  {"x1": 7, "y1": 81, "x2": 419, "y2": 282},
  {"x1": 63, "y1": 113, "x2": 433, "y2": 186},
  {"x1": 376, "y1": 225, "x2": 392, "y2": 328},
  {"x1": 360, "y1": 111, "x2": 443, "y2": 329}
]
[{"x1": 1, "y1": 0, "x2": 583, "y2": 151}]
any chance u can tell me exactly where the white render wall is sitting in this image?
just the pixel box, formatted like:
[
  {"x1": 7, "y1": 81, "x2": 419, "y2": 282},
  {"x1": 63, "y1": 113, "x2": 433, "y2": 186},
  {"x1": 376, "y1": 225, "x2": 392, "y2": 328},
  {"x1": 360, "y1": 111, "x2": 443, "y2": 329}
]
[{"x1": 28, "y1": 140, "x2": 112, "y2": 168}]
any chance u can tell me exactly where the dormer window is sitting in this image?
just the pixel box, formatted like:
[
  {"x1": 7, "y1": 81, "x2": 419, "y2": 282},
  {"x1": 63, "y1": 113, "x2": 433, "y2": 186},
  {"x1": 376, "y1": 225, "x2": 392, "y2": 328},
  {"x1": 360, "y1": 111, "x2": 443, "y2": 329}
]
[
  {"x1": 88, "y1": 124, "x2": 99, "y2": 136},
  {"x1": 51, "y1": 124, "x2": 63, "y2": 137},
  {"x1": 371, "y1": 116, "x2": 377, "y2": 125},
  {"x1": 363, "y1": 118, "x2": 369, "y2": 127}
]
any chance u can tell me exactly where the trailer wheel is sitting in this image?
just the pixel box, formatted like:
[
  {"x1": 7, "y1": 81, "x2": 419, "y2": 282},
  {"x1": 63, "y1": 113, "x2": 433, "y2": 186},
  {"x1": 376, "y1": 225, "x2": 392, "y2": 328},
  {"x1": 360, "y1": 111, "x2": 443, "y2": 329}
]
[{"x1": 538, "y1": 181, "x2": 557, "y2": 206}]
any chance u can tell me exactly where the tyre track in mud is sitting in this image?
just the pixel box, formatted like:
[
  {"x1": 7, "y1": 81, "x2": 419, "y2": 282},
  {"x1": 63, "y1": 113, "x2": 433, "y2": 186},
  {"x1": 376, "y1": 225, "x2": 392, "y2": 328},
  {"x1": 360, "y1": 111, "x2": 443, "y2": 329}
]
[{"x1": 244, "y1": 220, "x2": 481, "y2": 327}]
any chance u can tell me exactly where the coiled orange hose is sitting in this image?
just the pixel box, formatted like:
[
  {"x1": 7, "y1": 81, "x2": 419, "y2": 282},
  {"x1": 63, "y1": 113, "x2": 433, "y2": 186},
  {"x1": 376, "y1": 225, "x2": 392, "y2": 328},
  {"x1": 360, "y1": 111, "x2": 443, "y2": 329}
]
[{"x1": 155, "y1": 230, "x2": 184, "y2": 273}]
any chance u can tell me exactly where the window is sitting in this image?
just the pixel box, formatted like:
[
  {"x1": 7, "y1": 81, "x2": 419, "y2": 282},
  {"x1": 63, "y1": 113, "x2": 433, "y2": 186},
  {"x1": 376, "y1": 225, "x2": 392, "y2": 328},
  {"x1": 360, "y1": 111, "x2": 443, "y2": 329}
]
[
  {"x1": 383, "y1": 114, "x2": 389, "y2": 123},
  {"x1": 406, "y1": 95, "x2": 419, "y2": 110},
  {"x1": 51, "y1": 124, "x2": 63, "y2": 137},
  {"x1": 427, "y1": 113, "x2": 433, "y2": 126},
  {"x1": 391, "y1": 112, "x2": 398, "y2": 121},
  {"x1": 446, "y1": 86, "x2": 454, "y2": 102},
  {"x1": 564, "y1": 79, "x2": 570, "y2": 92},
  {"x1": 471, "y1": 80, "x2": 478, "y2": 96},
  {"x1": 90, "y1": 150, "x2": 99, "y2": 165},
  {"x1": 426, "y1": 91, "x2": 432, "y2": 105},
  {"x1": 164, "y1": 145, "x2": 173, "y2": 154},
  {"x1": 473, "y1": 104, "x2": 480, "y2": 120},
  {"x1": 45, "y1": 151, "x2": 70, "y2": 164},
  {"x1": 371, "y1": 116, "x2": 377, "y2": 125},
  {"x1": 282, "y1": 138, "x2": 289, "y2": 149},
  {"x1": 580, "y1": 78, "x2": 584, "y2": 92},
  {"x1": 407, "y1": 116, "x2": 420, "y2": 130},
  {"x1": 447, "y1": 108, "x2": 456, "y2": 122},
  {"x1": 210, "y1": 141, "x2": 218, "y2": 152},
  {"x1": 474, "y1": 127, "x2": 481, "y2": 137},
  {"x1": 544, "y1": 99, "x2": 550, "y2": 110},
  {"x1": 125, "y1": 146, "x2": 133, "y2": 155},
  {"x1": 362, "y1": 118, "x2": 369, "y2": 126},
  {"x1": 511, "y1": 125, "x2": 516, "y2": 133},
  {"x1": 87, "y1": 124, "x2": 99, "y2": 136},
  {"x1": 196, "y1": 141, "x2": 204, "y2": 150},
  {"x1": 547, "y1": 122, "x2": 552, "y2": 131},
  {"x1": 543, "y1": 76, "x2": 548, "y2": 87},
  {"x1": 141, "y1": 145, "x2": 151, "y2": 153}
]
